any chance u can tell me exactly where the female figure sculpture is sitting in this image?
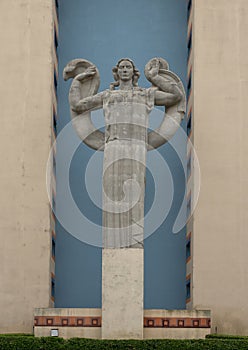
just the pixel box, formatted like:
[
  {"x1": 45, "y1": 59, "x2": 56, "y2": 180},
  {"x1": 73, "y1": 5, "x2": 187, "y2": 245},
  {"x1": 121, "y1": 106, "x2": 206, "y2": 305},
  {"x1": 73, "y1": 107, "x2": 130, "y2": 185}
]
[{"x1": 63, "y1": 58, "x2": 186, "y2": 248}]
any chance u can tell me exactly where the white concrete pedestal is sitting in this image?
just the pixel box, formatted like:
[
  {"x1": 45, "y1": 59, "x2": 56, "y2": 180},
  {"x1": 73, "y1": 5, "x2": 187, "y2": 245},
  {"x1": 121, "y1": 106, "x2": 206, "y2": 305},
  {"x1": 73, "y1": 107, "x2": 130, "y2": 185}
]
[{"x1": 102, "y1": 248, "x2": 143, "y2": 339}]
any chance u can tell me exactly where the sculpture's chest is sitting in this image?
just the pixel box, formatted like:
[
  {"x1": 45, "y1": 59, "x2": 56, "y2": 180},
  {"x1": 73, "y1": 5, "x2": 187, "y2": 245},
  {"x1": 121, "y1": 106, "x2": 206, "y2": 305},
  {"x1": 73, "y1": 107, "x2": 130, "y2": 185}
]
[{"x1": 103, "y1": 89, "x2": 153, "y2": 128}]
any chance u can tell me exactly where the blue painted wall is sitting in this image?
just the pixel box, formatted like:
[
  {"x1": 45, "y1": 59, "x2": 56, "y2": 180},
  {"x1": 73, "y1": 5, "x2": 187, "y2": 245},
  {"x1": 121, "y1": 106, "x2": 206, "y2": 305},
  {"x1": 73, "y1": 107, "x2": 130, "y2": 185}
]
[{"x1": 55, "y1": 0, "x2": 187, "y2": 309}]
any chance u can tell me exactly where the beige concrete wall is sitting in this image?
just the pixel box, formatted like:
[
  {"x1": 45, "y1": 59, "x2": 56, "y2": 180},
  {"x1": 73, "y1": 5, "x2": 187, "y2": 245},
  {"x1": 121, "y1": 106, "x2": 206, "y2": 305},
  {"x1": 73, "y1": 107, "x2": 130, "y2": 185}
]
[
  {"x1": 34, "y1": 308, "x2": 211, "y2": 340},
  {"x1": 34, "y1": 308, "x2": 101, "y2": 339},
  {"x1": 144, "y1": 328, "x2": 209, "y2": 340},
  {"x1": 144, "y1": 309, "x2": 211, "y2": 339},
  {"x1": 35, "y1": 327, "x2": 101, "y2": 339},
  {"x1": 0, "y1": 0, "x2": 54, "y2": 333},
  {"x1": 193, "y1": 0, "x2": 248, "y2": 334}
]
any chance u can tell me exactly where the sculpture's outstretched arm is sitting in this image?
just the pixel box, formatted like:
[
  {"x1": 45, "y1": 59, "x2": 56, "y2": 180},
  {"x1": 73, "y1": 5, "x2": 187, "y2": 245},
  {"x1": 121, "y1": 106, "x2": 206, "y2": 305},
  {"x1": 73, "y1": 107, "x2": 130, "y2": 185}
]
[
  {"x1": 68, "y1": 65, "x2": 104, "y2": 113},
  {"x1": 72, "y1": 92, "x2": 104, "y2": 114},
  {"x1": 66, "y1": 65, "x2": 97, "y2": 111},
  {"x1": 144, "y1": 57, "x2": 186, "y2": 150},
  {"x1": 145, "y1": 58, "x2": 183, "y2": 107},
  {"x1": 154, "y1": 90, "x2": 182, "y2": 107},
  {"x1": 63, "y1": 58, "x2": 105, "y2": 151}
]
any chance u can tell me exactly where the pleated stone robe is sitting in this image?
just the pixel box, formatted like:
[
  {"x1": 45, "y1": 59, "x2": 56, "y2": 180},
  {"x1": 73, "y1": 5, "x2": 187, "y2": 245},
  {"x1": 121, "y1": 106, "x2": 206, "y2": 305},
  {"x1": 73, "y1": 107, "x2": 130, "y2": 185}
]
[{"x1": 102, "y1": 87, "x2": 155, "y2": 248}]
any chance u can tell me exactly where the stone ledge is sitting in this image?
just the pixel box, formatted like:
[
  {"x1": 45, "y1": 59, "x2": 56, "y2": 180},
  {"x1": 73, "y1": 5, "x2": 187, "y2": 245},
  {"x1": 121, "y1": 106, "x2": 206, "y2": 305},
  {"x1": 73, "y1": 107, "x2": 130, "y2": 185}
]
[{"x1": 34, "y1": 308, "x2": 211, "y2": 339}]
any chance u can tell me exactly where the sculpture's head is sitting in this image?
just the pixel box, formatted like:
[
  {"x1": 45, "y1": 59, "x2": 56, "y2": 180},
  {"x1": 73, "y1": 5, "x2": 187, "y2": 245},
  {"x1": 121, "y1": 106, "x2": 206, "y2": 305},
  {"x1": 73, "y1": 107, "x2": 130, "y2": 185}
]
[{"x1": 110, "y1": 58, "x2": 140, "y2": 90}]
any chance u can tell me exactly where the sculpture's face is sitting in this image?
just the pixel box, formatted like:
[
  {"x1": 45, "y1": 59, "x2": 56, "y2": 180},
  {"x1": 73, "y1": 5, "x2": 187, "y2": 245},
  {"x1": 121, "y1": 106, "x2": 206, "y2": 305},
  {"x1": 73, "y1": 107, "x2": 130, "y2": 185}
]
[{"x1": 117, "y1": 60, "x2": 134, "y2": 82}]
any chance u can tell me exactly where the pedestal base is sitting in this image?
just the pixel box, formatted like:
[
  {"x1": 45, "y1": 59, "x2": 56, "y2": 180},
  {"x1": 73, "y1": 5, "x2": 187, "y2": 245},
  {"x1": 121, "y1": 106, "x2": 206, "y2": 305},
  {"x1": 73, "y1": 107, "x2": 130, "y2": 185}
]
[{"x1": 102, "y1": 248, "x2": 144, "y2": 339}]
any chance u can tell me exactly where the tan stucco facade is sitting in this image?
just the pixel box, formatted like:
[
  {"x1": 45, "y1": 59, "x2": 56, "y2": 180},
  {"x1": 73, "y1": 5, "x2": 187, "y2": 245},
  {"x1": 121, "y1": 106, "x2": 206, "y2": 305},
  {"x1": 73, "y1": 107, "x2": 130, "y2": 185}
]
[
  {"x1": 192, "y1": 0, "x2": 248, "y2": 335},
  {"x1": 0, "y1": 0, "x2": 54, "y2": 333},
  {"x1": 1, "y1": 0, "x2": 248, "y2": 337}
]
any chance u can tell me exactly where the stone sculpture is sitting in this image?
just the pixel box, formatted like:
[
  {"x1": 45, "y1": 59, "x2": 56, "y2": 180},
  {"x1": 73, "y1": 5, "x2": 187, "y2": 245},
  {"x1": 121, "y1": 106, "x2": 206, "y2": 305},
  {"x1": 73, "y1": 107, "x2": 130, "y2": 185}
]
[
  {"x1": 64, "y1": 57, "x2": 186, "y2": 339},
  {"x1": 63, "y1": 58, "x2": 186, "y2": 248}
]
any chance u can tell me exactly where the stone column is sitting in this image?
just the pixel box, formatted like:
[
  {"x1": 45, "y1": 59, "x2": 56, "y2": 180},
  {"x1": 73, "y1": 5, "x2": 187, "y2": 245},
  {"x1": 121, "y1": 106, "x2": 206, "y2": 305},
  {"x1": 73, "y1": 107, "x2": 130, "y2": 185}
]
[{"x1": 101, "y1": 93, "x2": 152, "y2": 339}]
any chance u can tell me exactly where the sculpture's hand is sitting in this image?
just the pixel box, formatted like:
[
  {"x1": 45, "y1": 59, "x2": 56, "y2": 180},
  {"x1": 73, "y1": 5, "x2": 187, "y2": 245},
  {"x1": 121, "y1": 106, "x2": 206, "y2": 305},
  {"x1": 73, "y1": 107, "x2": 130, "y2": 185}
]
[
  {"x1": 146, "y1": 58, "x2": 160, "y2": 80},
  {"x1": 76, "y1": 66, "x2": 97, "y2": 82}
]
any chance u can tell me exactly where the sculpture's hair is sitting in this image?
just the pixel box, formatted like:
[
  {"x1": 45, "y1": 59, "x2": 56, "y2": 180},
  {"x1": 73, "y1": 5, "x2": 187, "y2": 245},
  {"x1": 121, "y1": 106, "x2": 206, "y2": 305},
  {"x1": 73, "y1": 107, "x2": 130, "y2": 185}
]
[{"x1": 110, "y1": 58, "x2": 140, "y2": 90}]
